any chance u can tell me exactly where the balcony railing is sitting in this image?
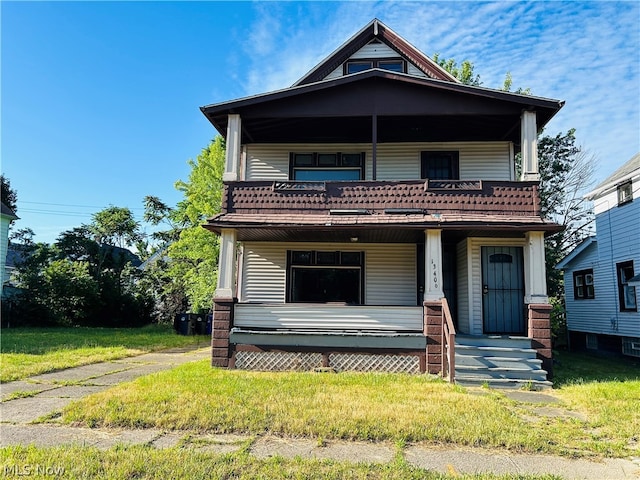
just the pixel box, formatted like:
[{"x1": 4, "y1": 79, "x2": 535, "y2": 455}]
[{"x1": 222, "y1": 179, "x2": 541, "y2": 217}]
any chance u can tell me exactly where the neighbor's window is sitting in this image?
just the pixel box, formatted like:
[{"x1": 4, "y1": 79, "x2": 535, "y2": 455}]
[
  {"x1": 287, "y1": 250, "x2": 364, "y2": 304},
  {"x1": 290, "y1": 152, "x2": 365, "y2": 181},
  {"x1": 421, "y1": 151, "x2": 460, "y2": 180},
  {"x1": 617, "y1": 181, "x2": 633, "y2": 205},
  {"x1": 617, "y1": 261, "x2": 637, "y2": 311},
  {"x1": 573, "y1": 269, "x2": 595, "y2": 300},
  {"x1": 345, "y1": 59, "x2": 405, "y2": 75}
]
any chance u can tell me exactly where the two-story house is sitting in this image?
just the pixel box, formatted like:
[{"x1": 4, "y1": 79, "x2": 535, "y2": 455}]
[
  {"x1": 200, "y1": 19, "x2": 564, "y2": 387},
  {"x1": 556, "y1": 153, "x2": 640, "y2": 358}
]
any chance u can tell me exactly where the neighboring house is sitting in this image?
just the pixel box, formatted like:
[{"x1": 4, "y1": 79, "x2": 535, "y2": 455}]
[
  {"x1": 200, "y1": 19, "x2": 564, "y2": 386},
  {"x1": 1, "y1": 202, "x2": 18, "y2": 296},
  {"x1": 556, "y1": 153, "x2": 640, "y2": 358}
]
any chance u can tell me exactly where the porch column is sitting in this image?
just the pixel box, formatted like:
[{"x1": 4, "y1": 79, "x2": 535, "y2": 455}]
[
  {"x1": 215, "y1": 228, "x2": 237, "y2": 299},
  {"x1": 520, "y1": 110, "x2": 539, "y2": 181},
  {"x1": 223, "y1": 114, "x2": 241, "y2": 182},
  {"x1": 212, "y1": 228, "x2": 237, "y2": 368},
  {"x1": 523, "y1": 231, "x2": 548, "y2": 304},
  {"x1": 424, "y1": 229, "x2": 444, "y2": 302}
]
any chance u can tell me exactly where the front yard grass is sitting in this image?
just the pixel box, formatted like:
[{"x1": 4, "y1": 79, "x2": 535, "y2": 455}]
[
  {"x1": 0, "y1": 325, "x2": 206, "y2": 382},
  {"x1": 0, "y1": 444, "x2": 563, "y2": 480},
  {"x1": 61, "y1": 350, "x2": 640, "y2": 459}
]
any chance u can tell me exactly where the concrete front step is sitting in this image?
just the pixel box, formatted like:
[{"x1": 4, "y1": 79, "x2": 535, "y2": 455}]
[
  {"x1": 455, "y1": 364, "x2": 548, "y2": 381},
  {"x1": 455, "y1": 335, "x2": 532, "y2": 349},
  {"x1": 454, "y1": 344, "x2": 538, "y2": 359},
  {"x1": 455, "y1": 354, "x2": 543, "y2": 369},
  {"x1": 455, "y1": 375, "x2": 553, "y2": 390}
]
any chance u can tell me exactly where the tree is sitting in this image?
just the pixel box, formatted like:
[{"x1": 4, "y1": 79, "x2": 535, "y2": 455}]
[
  {"x1": 141, "y1": 137, "x2": 225, "y2": 317},
  {"x1": 1, "y1": 174, "x2": 18, "y2": 212},
  {"x1": 433, "y1": 53, "x2": 481, "y2": 86}
]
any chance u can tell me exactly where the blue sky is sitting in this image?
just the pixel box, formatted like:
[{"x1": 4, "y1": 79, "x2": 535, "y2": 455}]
[{"x1": 2, "y1": 1, "x2": 639, "y2": 245}]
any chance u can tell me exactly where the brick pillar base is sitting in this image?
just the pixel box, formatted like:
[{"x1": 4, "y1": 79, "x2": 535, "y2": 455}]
[
  {"x1": 527, "y1": 303, "x2": 553, "y2": 378},
  {"x1": 211, "y1": 297, "x2": 234, "y2": 368},
  {"x1": 424, "y1": 301, "x2": 443, "y2": 375}
]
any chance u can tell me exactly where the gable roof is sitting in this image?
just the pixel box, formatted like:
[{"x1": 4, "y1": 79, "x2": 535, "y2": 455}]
[
  {"x1": 1, "y1": 202, "x2": 18, "y2": 220},
  {"x1": 293, "y1": 19, "x2": 458, "y2": 86},
  {"x1": 585, "y1": 152, "x2": 640, "y2": 200},
  {"x1": 555, "y1": 236, "x2": 597, "y2": 270}
]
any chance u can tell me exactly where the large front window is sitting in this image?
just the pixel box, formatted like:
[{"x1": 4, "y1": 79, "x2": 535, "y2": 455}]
[
  {"x1": 287, "y1": 250, "x2": 364, "y2": 304},
  {"x1": 290, "y1": 152, "x2": 365, "y2": 181}
]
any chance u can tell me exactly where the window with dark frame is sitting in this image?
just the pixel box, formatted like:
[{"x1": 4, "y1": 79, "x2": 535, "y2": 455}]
[
  {"x1": 290, "y1": 152, "x2": 365, "y2": 181},
  {"x1": 617, "y1": 181, "x2": 633, "y2": 205},
  {"x1": 345, "y1": 59, "x2": 406, "y2": 75},
  {"x1": 421, "y1": 151, "x2": 460, "y2": 180},
  {"x1": 617, "y1": 261, "x2": 637, "y2": 311},
  {"x1": 287, "y1": 250, "x2": 364, "y2": 304},
  {"x1": 573, "y1": 269, "x2": 595, "y2": 300}
]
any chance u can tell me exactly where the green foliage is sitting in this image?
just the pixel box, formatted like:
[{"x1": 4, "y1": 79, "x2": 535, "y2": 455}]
[
  {"x1": 432, "y1": 53, "x2": 481, "y2": 86},
  {"x1": 41, "y1": 259, "x2": 100, "y2": 326},
  {"x1": 1, "y1": 174, "x2": 18, "y2": 212},
  {"x1": 8, "y1": 206, "x2": 153, "y2": 327},
  {"x1": 142, "y1": 137, "x2": 226, "y2": 317}
]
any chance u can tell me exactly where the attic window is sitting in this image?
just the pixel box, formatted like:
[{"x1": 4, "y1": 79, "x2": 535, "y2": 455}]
[
  {"x1": 617, "y1": 181, "x2": 633, "y2": 205},
  {"x1": 345, "y1": 59, "x2": 405, "y2": 75}
]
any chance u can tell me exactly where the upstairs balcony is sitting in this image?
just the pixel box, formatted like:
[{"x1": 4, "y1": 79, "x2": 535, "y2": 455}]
[{"x1": 221, "y1": 179, "x2": 542, "y2": 217}]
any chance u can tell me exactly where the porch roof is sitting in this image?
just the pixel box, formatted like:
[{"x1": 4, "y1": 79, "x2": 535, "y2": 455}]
[
  {"x1": 204, "y1": 212, "x2": 562, "y2": 242},
  {"x1": 200, "y1": 69, "x2": 564, "y2": 146}
]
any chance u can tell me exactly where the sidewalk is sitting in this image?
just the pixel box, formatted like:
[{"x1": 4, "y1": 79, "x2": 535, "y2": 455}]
[{"x1": 1, "y1": 349, "x2": 639, "y2": 479}]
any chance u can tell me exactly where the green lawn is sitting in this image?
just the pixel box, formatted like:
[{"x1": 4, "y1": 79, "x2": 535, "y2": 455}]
[
  {"x1": 0, "y1": 445, "x2": 562, "y2": 480},
  {"x1": 61, "y1": 350, "x2": 640, "y2": 459},
  {"x1": 0, "y1": 325, "x2": 207, "y2": 382}
]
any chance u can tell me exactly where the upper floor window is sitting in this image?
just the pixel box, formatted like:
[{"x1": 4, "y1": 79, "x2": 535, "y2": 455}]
[
  {"x1": 290, "y1": 152, "x2": 365, "y2": 181},
  {"x1": 421, "y1": 151, "x2": 460, "y2": 180},
  {"x1": 573, "y1": 269, "x2": 595, "y2": 300},
  {"x1": 345, "y1": 59, "x2": 405, "y2": 75},
  {"x1": 617, "y1": 261, "x2": 637, "y2": 311},
  {"x1": 617, "y1": 181, "x2": 633, "y2": 205}
]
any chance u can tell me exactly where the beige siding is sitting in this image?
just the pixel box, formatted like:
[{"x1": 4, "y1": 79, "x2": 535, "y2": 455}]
[
  {"x1": 456, "y1": 239, "x2": 470, "y2": 334},
  {"x1": 245, "y1": 142, "x2": 513, "y2": 181},
  {"x1": 234, "y1": 304, "x2": 423, "y2": 331},
  {"x1": 240, "y1": 242, "x2": 416, "y2": 306}
]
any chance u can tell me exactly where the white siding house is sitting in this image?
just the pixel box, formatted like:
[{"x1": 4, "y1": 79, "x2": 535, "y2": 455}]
[
  {"x1": 201, "y1": 19, "x2": 564, "y2": 384},
  {"x1": 557, "y1": 153, "x2": 640, "y2": 357},
  {"x1": 1, "y1": 202, "x2": 18, "y2": 296}
]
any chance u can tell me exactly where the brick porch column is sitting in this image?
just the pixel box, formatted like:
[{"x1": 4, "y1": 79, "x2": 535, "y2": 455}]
[
  {"x1": 528, "y1": 303, "x2": 553, "y2": 377},
  {"x1": 424, "y1": 300, "x2": 443, "y2": 375},
  {"x1": 211, "y1": 297, "x2": 234, "y2": 367}
]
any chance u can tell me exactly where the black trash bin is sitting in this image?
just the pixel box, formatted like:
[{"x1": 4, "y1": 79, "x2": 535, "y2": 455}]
[
  {"x1": 192, "y1": 314, "x2": 206, "y2": 335},
  {"x1": 204, "y1": 314, "x2": 213, "y2": 335},
  {"x1": 175, "y1": 314, "x2": 191, "y2": 335}
]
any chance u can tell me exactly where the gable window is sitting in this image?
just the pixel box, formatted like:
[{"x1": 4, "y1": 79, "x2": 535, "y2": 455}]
[
  {"x1": 573, "y1": 269, "x2": 595, "y2": 300},
  {"x1": 617, "y1": 181, "x2": 633, "y2": 205},
  {"x1": 421, "y1": 151, "x2": 460, "y2": 180},
  {"x1": 345, "y1": 59, "x2": 405, "y2": 75},
  {"x1": 617, "y1": 261, "x2": 637, "y2": 311},
  {"x1": 290, "y1": 152, "x2": 365, "y2": 181},
  {"x1": 287, "y1": 250, "x2": 364, "y2": 304}
]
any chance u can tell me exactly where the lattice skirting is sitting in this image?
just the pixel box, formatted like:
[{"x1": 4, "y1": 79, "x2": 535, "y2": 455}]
[{"x1": 233, "y1": 351, "x2": 420, "y2": 373}]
